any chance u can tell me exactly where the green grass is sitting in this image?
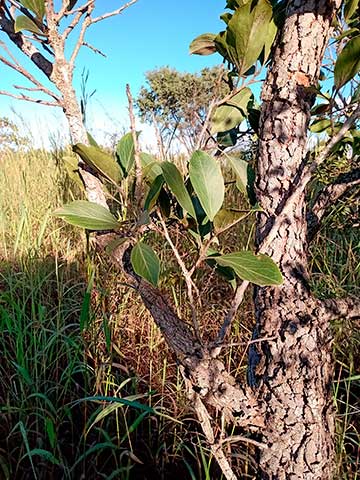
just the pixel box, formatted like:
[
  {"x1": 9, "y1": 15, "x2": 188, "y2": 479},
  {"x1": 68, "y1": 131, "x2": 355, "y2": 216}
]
[{"x1": 0, "y1": 146, "x2": 359, "y2": 479}]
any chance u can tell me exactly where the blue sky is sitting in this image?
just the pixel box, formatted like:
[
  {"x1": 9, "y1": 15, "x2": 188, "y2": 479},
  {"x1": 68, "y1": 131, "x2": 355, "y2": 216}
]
[{"x1": 0, "y1": 0, "x2": 226, "y2": 146}]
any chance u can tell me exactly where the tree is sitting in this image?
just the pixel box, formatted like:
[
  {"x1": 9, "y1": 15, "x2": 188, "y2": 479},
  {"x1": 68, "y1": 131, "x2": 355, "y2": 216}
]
[
  {"x1": 0, "y1": 117, "x2": 29, "y2": 156},
  {"x1": 0, "y1": 0, "x2": 138, "y2": 205},
  {"x1": 136, "y1": 66, "x2": 230, "y2": 155},
  {"x1": 5, "y1": 0, "x2": 360, "y2": 479}
]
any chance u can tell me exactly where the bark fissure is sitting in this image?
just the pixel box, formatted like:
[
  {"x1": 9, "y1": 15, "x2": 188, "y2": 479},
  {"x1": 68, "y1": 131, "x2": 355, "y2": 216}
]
[{"x1": 253, "y1": 1, "x2": 342, "y2": 478}]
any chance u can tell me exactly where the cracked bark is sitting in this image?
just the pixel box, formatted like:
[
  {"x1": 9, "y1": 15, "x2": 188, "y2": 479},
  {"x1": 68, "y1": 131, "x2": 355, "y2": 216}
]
[{"x1": 252, "y1": 1, "x2": 342, "y2": 479}]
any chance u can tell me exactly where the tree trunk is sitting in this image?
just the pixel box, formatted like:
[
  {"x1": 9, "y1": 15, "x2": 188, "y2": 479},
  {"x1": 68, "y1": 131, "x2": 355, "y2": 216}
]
[{"x1": 252, "y1": 1, "x2": 341, "y2": 478}]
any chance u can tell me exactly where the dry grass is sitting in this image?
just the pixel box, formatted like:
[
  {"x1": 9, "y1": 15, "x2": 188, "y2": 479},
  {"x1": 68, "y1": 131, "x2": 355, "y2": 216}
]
[{"x1": 0, "y1": 145, "x2": 359, "y2": 479}]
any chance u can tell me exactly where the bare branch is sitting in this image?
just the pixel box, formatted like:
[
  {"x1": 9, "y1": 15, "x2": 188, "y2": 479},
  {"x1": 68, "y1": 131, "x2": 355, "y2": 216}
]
[
  {"x1": 69, "y1": 4, "x2": 94, "y2": 65},
  {"x1": 0, "y1": 14, "x2": 53, "y2": 78},
  {"x1": 156, "y1": 211, "x2": 202, "y2": 342},
  {"x1": 126, "y1": 83, "x2": 142, "y2": 208},
  {"x1": 0, "y1": 42, "x2": 60, "y2": 102},
  {"x1": 307, "y1": 168, "x2": 360, "y2": 239},
  {"x1": 0, "y1": 89, "x2": 60, "y2": 106},
  {"x1": 82, "y1": 41, "x2": 106, "y2": 57},
  {"x1": 62, "y1": 1, "x2": 93, "y2": 41},
  {"x1": 90, "y1": 0, "x2": 138, "y2": 24},
  {"x1": 322, "y1": 296, "x2": 360, "y2": 321}
]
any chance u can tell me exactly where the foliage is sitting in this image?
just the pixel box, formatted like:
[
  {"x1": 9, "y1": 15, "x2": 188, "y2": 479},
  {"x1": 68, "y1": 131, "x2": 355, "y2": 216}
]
[
  {"x1": 136, "y1": 66, "x2": 230, "y2": 152},
  {"x1": 0, "y1": 117, "x2": 29, "y2": 155},
  {"x1": 56, "y1": 131, "x2": 282, "y2": 288}
]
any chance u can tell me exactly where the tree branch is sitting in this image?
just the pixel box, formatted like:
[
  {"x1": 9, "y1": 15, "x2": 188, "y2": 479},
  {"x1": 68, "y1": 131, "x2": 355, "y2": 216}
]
[
  {"x1": 93, "y1": 232, "x2": 263, "y2": 429},
  {"x1": 126, "y1": 83, "x2": 143, "y2": 208},
  {"x1": 90, "y1": 0, "x2": 138, "y2": 24},
  {"x1": 0, "y1": 42, "x2": 60, "y2": 102},
  {"x1": 321, "y1": 296, "x2": 360, "y2": 321},
  {"x1": 307, "y1": 168, "x2": 360, "y2": 239},
  {"x1": 0, "y1": 12, "x2": 53, "y2": 78},
  {"x1": 0, "y1": 89, "x2": 60, "y2": 106}
]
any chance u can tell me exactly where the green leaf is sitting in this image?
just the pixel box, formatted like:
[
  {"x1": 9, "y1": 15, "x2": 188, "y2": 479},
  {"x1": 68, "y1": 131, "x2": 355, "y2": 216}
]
[
  {"x1": 310, "y1": 103, "x2": 330, "y2": 116},
  {"x1": 189, "y1": 33, "x2": 217, "y2": 55},
  {"x1": 116, "y1": 132, "x2": 135, "y2": 176},
  {"x1": 248, "y1": 107, "x2": 261, "y2": 133},
  {"x1": 161, "y1": 162, "x2": 196, "y2": 219},
  {"x1": 14, "y1": 15, "x2": 42, "y2": 34},
  {"x1": 344, "y1": 0, "x2": 360, "y2": 23},
  {"x1": 227, "y1": 155, "x2": 254, "y2": 198},
  {"x1": 227, "y1": 0, "x2": 274, "y2": 75},
  {"x1": 19, "y1": 0, "x2": 45, "y2": 19},
  {"x1": 130, "y1": 242, "x2": 160, "y2": 286},
  {"x1": 63, "y1": 155, "x2": 83, "y2": 189},
  {"x1": 215, "y1": 251, "x2": 283, "y2": 286},
  {"x1": 334, "y1": 36, "x2": 360, "y2": 89},
  {"x1": 213, "y1": 209, "x2": 247, "y2": 234},
  {"x1": 144, "y1": 175, "x2": 164, "y2": 211},
  {"x1": 87, "y1": 132, "x2": 99, "y2": 147},
  {"x1": 217, "y1": 129, "x2": 238, "y2": 147},
  {"x1": 73, "y1": 144, "x2": 122, "y2": 184},
  {"x1": 261, "y1": 17, "x2": 277, "y2": 65},
  {"x1": 309, "y1": 118, "x2": 332, "y2": 133},
  {"x1": 140, "y1": 152, "x2": 162, "y2": 183},
  {"x1": 54, "y1": 201, "x2": 119, "y2": 230},
  {"x1": 211, "y1": 88, "x2": 252, "y2": 133},
  {"x1": 189, "y1": 151, "x2": 224, "y2": 221}
]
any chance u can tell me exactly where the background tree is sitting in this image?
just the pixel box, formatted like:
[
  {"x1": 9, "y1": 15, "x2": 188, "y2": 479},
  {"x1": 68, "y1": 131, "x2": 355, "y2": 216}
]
[
  {"x1": 0, "y1": 116, "x2": 29, "y2": 156},
  {"x1": 136, "y1": 66, "x2": 230, "y2": 155}
]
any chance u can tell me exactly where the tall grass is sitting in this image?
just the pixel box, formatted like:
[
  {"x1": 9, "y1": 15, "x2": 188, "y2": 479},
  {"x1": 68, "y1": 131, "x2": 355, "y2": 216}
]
[{"x1": 0, "y1": 145, "x2": 359, "y2": 479}]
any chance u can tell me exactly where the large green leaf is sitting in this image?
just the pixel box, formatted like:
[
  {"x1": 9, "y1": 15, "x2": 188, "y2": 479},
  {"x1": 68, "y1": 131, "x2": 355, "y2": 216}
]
[
  {"x1": 130, "y1": 242, "x2": 160, "y2": 286},
  {"x1": 227, "y1": 0, "x2": 274, "y2": 75},
  {"x1": 140, "y1": 152, "x2": 162, "y2": 183},
  {"x1": 227, "y1": 154, "x2": 254, "y2": 200},
  {"x1": 161, "y1": 162, "x2": 196, "y2": 219},
  {"x1": 189, "y1": 151, "x2": 224, "y2": 221},
  {"x1": 344, "y1": 0, "x2": 360, "y2": 23},
  {"x1": 19, "y1": 0, "x2": 45, "y2": 18},
  {"x1": 14, "y1": 15, "x2": 42, "y2": 34},
  {"x1": 334, "y1": 36, "x2": 360, "y2": 89},
  {"x1": 63, "y1": 155, "x2": 83, "y2": 189},
  {"x1": 73, "y1": 144, "x2": 122, "y2": 184},
  {"x1": 215, "y1": 251, "x2": 283, "y2": 286},
  {"x1": 213, "y1": 209, "x2": 247, "y2": 234},
  {"x1": 54, "y1": 201, "x2": 119, "y2": 230},
  {"x1": 189, "y1": 33, "x2": 217, "y2": 55},
  {"x1": 116, "y1": 132, "x2": 135, "y2": 176},
  {"x1": 144, "y1": 175, "x2": 164, "y2": 211},
  {"x1": 309, "y1": 118, "x2": 332, "y2": 133},
  {"x1": 211, "y1": 88, "x2": 252, "y2": 133},
  {"x1": 261, "y1": 17, "x2": 277, "y2": 65}
]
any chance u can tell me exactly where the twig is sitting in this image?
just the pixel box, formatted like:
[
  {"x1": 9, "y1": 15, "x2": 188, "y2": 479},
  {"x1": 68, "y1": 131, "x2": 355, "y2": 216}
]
[
  {"x1": 82, "y1": 41, "x2": 106, "y2": 57},
  {"x1": 69, "y1": 7, "x2": 93, "y2": 66},
  {"x1": 193, "y1": 395, "x2": 237, "y2": 480},
  {"x1": 90, "y1": 0, "x2": 138, "y2": 24},
  {"x1": 0, "y1": 42, "x2": 60, "y2": 102},
  {"x1": 157, "y1": 210, "x2": 202, "y2": 342},
  {"x1": 126, "y1": 83, "x2": 142, "y2": 208},
  {"x1": 0, "y1": 90, "x2": 60, "y2": 106}
]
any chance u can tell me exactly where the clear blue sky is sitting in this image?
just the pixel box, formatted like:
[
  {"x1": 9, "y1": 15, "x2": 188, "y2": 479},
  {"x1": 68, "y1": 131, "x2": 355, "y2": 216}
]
[{"x1": 0, "y1": 0, "x2": 226, "y2": 145}]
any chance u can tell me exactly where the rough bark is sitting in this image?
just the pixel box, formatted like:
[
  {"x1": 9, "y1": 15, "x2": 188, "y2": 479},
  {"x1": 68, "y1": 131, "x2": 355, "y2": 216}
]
[{"x1": 252, "y1": 1, "x2": 342, "y2": 479}]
